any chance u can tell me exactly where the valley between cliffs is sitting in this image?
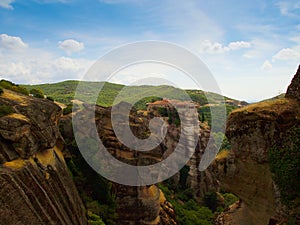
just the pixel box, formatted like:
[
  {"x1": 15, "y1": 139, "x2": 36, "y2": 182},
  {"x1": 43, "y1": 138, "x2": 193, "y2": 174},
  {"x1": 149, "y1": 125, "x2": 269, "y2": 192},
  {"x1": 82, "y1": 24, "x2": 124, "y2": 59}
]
[{"x1": 0, "y1": 65, "x2": 300, "y2": 225}]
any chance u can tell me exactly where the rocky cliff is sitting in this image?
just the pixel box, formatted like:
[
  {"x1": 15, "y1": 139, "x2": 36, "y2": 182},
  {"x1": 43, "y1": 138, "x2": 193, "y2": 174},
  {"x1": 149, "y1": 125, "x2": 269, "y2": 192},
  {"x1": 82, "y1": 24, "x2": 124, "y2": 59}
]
[
  {"x1": 212, "y1": 66, "x2": 300, "y2": 224},
  {"x1": 286, "y1": 64, "x2": 300, "y2": 102},
  {"x1": 60, "y1": 102, "x2": 178, "y2": 225},
  {"x1": 187, "y1": 123, "x2": 219, "y2": 200},
  {"x1": 146, "y1": 101, "x2": 219, "y2": 200},
  {"x1": 63, "y1": 97, "x2": 220, "y2": 224},
  {"x1": 0, "y1": 89, "x2": 87, "y2": 225}
]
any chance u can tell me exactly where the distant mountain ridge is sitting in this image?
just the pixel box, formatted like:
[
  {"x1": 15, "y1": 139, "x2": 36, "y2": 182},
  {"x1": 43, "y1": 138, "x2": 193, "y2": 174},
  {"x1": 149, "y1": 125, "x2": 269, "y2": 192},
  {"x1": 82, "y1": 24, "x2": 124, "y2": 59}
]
[{"x1": 22, "y1": 80, "x2": 245, "y2": 108}]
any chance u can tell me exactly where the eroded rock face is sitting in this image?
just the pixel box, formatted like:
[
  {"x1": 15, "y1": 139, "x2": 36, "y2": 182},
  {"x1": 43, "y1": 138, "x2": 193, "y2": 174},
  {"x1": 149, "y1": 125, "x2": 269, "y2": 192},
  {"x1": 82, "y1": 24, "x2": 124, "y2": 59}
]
[
  {"x1": 187, "y1": 126, "x2": 219, "y2": 199},
  {"x1": 0, "y1": 90, "x2": 61, "y2": 163},
  {"x1": 62, "y1": 98, "x2": 218, "y2": 224},
  {"x1": 286, "y1": 65, "x2": 300, "y2": 101},
  {"x1": 0, "y1": 90, "x2": 87, "y2": 225},
  {"x1": 70, "y1": 103, "x2": 178, "y2": 225},
  {"x1": 212, "y1": 69, "x2": 300, "y2": 224}
]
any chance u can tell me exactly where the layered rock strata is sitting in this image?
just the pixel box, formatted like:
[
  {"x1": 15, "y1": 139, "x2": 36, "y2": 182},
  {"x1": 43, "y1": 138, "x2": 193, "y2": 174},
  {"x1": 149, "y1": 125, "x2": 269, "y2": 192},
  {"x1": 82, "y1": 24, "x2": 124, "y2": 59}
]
[{"x1": 0, "y1": 89, "x2": 87, "y2": 225}]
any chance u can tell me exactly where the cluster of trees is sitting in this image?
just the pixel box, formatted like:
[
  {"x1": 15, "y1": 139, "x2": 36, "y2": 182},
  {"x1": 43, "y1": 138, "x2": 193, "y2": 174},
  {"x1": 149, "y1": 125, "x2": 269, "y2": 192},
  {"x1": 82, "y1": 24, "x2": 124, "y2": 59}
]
[
  {"x1": 198, "y1": 104, "x2": 238, "y2": 133},
  {"x1": 29, "y1": 88, "x2": 44, "y2": 98},
  {"x1": 0, "y1": 79, "x2": 56, "y2": 102},
  {"x1": 158, "y1": 179, "x2": 239, "y2": 225},
  {"x1": 0, "y1": 79, "x2": 29, "y2": 95},
  {"x1": 158, "y1": 183, "x2": 214, "y2": 225},
  {"x1": 134, "y1": 96, "x2": 162, "y2": 110},
  {"x1": 0, "y1": 105, "x2": 14, "y2": 117},
  {"x1": 156, "y1": 106, "x2": 181, "y2": 127}
]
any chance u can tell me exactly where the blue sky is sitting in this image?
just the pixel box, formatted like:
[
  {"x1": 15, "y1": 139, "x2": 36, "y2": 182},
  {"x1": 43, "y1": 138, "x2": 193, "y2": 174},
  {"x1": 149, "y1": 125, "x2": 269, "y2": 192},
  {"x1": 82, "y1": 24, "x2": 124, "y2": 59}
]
[{"x1": 0, "y1": 0, "x2": 300, "y2": 101}]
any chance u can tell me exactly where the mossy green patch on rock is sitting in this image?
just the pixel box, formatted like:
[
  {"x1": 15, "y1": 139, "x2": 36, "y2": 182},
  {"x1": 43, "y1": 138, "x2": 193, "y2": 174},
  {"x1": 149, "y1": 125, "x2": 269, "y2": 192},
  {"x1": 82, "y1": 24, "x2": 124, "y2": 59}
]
[{"x1": 269, "y1": 126, "x2": 300, "y2": 218}]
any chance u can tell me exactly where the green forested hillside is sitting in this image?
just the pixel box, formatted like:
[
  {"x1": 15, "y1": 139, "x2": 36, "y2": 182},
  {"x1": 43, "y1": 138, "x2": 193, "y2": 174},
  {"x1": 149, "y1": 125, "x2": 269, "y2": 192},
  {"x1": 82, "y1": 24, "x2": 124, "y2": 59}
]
[{"x1": 22, "y1": 80, "x2": 241, "y2": 107}]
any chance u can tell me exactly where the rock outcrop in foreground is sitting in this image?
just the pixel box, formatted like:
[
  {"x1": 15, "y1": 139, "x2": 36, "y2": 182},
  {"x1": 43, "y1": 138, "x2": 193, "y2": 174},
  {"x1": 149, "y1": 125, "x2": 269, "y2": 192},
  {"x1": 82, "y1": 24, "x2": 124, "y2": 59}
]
[
  {"x1": 213, "y1": 66, "x2": 300, "y2": 224},
  {"x1": 0, "y1": 90, "x2": 87, "y2": 225}
]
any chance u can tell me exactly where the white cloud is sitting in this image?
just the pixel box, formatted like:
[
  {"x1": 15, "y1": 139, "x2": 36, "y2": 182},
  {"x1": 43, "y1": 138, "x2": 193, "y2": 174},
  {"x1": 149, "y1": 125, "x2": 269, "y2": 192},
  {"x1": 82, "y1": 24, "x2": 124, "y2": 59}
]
[
  {"x1": 200, "y1": 40, "x2": 228, "y2": 54},
  {"x1": 58, "y1": 39, "x2": 84, "y2": 55},
  {"x1": 0, "y1": 34, "x2": 28, "y2": 50},
  {"x1": 199, "y1": 40, "x2": 251, "y2": 54},
  {"x1": 0, "y1": 0, "x2": 14, "y2": 9},
  {"x1": 0, "y1": 44, "x2": 93, "y2": 84},
  {"x1": 52, "y1": 57, "x2": 88, "y2": 73},
  {"x1": 275, "y1": 1, "x2": 300, "y2": 17},
  {"x1": 272, "y1": 48, "x2": 300, "y2": 61},
  {"x1": 228, "y1": 41, "x2": 251, "y2": 50},
  {"x1": 0, "y1": 62, "x2": 31, "y2": 78},
  {"x1": 261, "y1": 60, "x2": 272, "y2": 71}
]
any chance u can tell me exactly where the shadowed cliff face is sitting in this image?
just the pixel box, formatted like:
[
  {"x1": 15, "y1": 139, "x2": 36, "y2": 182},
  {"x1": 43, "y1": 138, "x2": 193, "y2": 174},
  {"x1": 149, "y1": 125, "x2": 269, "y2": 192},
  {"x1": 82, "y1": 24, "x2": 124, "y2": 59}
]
[
  {"x1": 212, "y1": 66, "x2": 300, "y2": 225},
  {"x1": 0, "y1": 89, "x2": 87, "y2": 225}
]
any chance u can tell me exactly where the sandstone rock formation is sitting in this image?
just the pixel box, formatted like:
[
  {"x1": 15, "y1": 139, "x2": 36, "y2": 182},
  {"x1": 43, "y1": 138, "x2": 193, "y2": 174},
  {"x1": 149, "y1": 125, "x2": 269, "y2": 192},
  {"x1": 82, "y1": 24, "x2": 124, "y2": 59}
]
[
  {"x1": 147, "y1": 100, "x2": 219, "y2": 200},
  {"x1": 65, "y1": 96, "x2": 221, "y2": 224},
  {"x1": 212, "y1": 66, "x2": 300, "y2": 224},
  {"x1": 187, "y1": 124, "x2": 219, "y2": 200},
  {"x1": 62, "y1": 102, "x2": 178, "y2": 225},
  {"x1": 0, "y1": 89, "x2": 87, "y2": 225}
]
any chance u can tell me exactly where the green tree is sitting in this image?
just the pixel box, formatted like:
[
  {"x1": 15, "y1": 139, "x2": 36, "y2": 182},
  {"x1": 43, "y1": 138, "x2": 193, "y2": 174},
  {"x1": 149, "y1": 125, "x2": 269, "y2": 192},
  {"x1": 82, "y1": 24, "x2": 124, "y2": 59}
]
[
  {"x1": 201, "y1": 112, "x2": 205, "y2": 122},
  {"x1": 11, "y1": 85, "x2": 29, "y2": 95},
  {"x1": 0, "y1": 79, "x2": 14, "y2": 89},
  {"x1": 157, "y1": 107, "x2": 168, "y2": 117},
  {"x1": 0, "y1": 105, "x2": 14, "y2": 117},
  {"x1": 88, "y1": 210, "x2": 105, "y2": 225},
  {"x1": 30, "y1": 88, "x2": 44, "y2": 98},
  {"x1": 179, "y1": 165, "x2": 190, "y2": 189},
  {"x1": 63, "y1": 104, "x2": 73, "y2": 115},
  {"x1": 0, "y1": 79, "x2": 29, "y2": 95},
  {"x1": 222, "y1": 193, "x2": 239, "y2": 207},
  {"x1": 46, "y1": 96, "x2": 54, "y2": 101},
  {"x1": 203, "y1": 191, "x2": 218, "y2": 212}
]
